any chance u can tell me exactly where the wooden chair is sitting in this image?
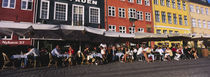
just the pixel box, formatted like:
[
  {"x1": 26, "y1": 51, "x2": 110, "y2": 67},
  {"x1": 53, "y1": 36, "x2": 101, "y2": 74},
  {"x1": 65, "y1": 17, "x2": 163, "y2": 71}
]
[{"x1": 2, "y1": 52, "x2": 10, "y2": 70}]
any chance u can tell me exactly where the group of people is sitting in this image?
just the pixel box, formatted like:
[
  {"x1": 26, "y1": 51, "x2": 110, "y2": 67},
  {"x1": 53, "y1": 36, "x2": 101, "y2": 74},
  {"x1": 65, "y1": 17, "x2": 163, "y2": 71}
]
[{"x1": 9, "y1": 44, "x2": 200, "y2": 68}]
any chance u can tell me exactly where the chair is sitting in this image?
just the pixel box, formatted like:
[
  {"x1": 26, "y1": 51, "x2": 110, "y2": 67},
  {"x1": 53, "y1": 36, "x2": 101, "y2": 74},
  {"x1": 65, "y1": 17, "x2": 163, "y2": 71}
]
[{"x1": 2, "y1": 52, "x2": 10, "y2": 70}]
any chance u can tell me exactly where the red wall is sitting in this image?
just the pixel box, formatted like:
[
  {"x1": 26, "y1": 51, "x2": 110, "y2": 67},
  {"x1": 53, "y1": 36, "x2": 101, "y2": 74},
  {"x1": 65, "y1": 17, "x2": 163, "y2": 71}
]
[
  {"x1": 104, "y1": 0, "x2": 154, "y2": 33},
  {"x1": 0, "y1": 0, "x2": 35, "y2": 22}
]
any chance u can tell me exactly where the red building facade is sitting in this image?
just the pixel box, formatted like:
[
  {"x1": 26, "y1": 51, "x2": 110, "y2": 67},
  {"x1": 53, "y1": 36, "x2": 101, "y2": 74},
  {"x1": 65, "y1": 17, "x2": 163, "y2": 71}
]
[
  {"x1": 0, "y1": 0, "x2": 35, "y2": 22},
  {"x1": 104, "y1": 0, "x2": 154, "y2": 34}
]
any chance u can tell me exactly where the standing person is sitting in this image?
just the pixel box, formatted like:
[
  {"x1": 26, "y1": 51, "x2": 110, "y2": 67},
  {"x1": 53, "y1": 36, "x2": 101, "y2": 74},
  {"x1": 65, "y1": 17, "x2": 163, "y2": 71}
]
[
  {"x1": 24, "y1": 46, "x2": 40, "y2": 68},
  {"x1": 137, "y1": 46, "x2": 144, "y2": 61},
  {"x1": 165, "y1": 47, "x2": 173, "y2": 61},
  {"x1": 83, "y1": 47, "x2": 90, "y2": 64},
  {"x1": 133, "y1": 47, "x2": 138, "y2": 61},
  {"x1": 68, "y1": 46, "x2": 74, "y2": 66},
  {"x1": 100, "y1": 46, "x2": 106, "y2": 61},
  {"x1": 171, "y1": 46, "x2": 177, "y2": 59},
  {"x1": 110, "y1": 46, "x2": 117, "y2": 62},
  {"x1": 190, "y1": 48, "x2": 199, "y2": 60}
]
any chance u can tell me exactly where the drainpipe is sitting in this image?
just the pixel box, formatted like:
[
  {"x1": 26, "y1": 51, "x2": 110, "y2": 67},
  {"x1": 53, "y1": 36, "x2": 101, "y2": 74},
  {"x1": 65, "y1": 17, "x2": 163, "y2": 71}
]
[{"x1": 105, "y1": 0, "x2": 108, "y2": 31}]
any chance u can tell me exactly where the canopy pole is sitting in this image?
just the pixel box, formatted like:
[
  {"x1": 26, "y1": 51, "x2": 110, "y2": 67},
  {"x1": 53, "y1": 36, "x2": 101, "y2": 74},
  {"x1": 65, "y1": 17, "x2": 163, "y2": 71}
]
[{"x1": 37, "y1": 40, "x2": 40, "y2": 50}]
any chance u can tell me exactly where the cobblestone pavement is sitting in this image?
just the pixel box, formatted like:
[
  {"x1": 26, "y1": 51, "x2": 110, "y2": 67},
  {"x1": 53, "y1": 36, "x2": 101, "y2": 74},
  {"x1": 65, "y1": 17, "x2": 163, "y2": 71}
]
[{"x1": 1, "y1": 57, "x2": 210, "y2": 77}]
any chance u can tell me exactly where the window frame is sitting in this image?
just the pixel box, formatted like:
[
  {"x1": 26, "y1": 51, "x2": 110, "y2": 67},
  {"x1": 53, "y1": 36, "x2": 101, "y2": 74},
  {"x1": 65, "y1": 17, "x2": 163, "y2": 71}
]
[
  {"x1": 54, "y1": 2, "x2": 68, "y2": 21},
  {"x1": 89, "y1": 7, "x2": 100, "y2": 24},
  {"x1": 2, "y1": 0, "x2": 16, "y2": 9},
  {"x1": 40, "y1": 0, "x2": 50, "y2": 19}
]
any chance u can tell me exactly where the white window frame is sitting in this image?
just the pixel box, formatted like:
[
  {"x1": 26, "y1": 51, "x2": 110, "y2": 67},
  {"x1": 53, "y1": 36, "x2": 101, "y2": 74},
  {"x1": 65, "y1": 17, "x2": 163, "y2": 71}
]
[
  {"x1": 137, "y1": 0, "x2": 142, "y2": 5},
  {"x1": 119, "y1": 8, "x2": 125, "y2": 18},
  {"x1": 137, "y1": 11, "x2": 143, "y2": 20},
  {"x1": 108, "y1": 6, "x2": 115, "y2": 17},
  {"x1": 19, "y1": 36, "x2": 30, "y2": 40},
  {"x1": 160, "y1": 0, "x2": 165, "y2": 6},
  {"x1": 206, "y1": 8, "x2": 208, "y2": 15},
  {"x1": 172, "y1": 0, "x2": 176, "y2": 9},
  {"x1": 138, "y1": 28, "x2": 144, "y2": 33},
  {"x1": 179, "y1": 15, "x2": 182, "y2": 25},
  {"x1": 200, "y1": 7, "x2": 204, "y2": 14},
  {"x1": 2, "y1": 0, "x2": 16, "y2": 9},
  {"x1": 128, "y1": 8, "x2": 136, "y2": 19},
  {"x1": 198, "y1": 19, "x2": 201, "y2": 28},
  {"x1": 154, "y1": 0, "x2": 158, "y2": 5},
  {"x1": 145, "y1": 12, "x2": 151, "y2": 21},
  {"x1": 177, "y1": 0, "x2": 181, "y2": 10},
  {"x1": 183, "y1": 1, "x2": 186, "y2": 10},
  {"x1": 54, "y1": 2, "x2": 68, "y2": 21},
  {"x1": 2, "y1": 33, "x2": 13, "y2": 40},
  {"x1": 196, "y1": 6, "x2": 200, "y2": 14},
  {"x1": 163, "y1": 30, "x2": 167, "y2": 34},
  {"x1": 72, "y1": 4, "x2": 84, "y2": 26},
  {"x1": 184, "y1": 16, "x2": 187, "y2": 26},
  {"x1": 190, "y1": 5, "x2": 194, "y2": 12},
  {"x1": 203, "y1": 20, "x2": 206, "y2": 28},
  {"x1": 89, "y1": 7, "x2": 100, "y2": 24},
  {"x1": 21, "y1": 0, "x2": 33, "y2": 10},
  {"x1": 166, "y1": 0, "x2": 170, "y2": 7},
  {"x1": 145, "y1": 0, "x2": 150, "y2": 6},
  {"x1": 128, "y1": 0, "x2": 134, "y2": 3},
  {"x1": 156, "y1": 29, "x2": 161, "y2": 34},
  {"x1": 119, "y1": 26, "x2": 126, "y2": 33},
  {"x1": 162, "y1": 12, "x2": 166, "y2": 23},
  {"x1": 129, "y1": 27, "x2": 135, "y2": 34},
  {"x1": 168, "y1": 13, "x2": 172, "y2": 24},
  {"x1": 192, "y1": 18, "x2": 196, "y2": 27},
  {"x1": 109, "y1": 25, "x2": 116, "y2": 32},
  {"x1": 173, "y1": 14, "x2": 177, "y2": 24},
  {"x1": 155, "y1": 11, "x2": 160, "y2": 22},
  {"x1": 40, "y1": 0, "x2": 50, "y2": 19},
  {"x1": 208, "y1": 21, "x2": 210, "y2": 29}
]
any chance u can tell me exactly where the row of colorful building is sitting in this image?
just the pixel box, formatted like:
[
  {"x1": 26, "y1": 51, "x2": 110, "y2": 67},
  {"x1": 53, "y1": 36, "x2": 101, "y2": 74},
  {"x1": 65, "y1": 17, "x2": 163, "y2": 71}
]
[{"x1": 0, "y1": 0, "x2": 210, "y2": 47}]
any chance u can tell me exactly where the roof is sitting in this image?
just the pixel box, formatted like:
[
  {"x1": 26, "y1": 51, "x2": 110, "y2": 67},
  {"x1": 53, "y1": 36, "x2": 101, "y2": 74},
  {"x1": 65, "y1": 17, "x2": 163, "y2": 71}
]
[{"x1": 189, "y1": 0, "x2": 210, "y2": 6}]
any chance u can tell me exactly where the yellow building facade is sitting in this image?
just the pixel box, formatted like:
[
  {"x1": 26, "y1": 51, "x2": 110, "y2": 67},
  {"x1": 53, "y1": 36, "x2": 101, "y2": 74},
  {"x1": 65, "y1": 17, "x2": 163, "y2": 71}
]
[
  {"x1": 187, "y1": 0, "x2": 210, "y2": 48},
  {"x1": 152, "y1": 0, "x2": 191, "y2": 47}
]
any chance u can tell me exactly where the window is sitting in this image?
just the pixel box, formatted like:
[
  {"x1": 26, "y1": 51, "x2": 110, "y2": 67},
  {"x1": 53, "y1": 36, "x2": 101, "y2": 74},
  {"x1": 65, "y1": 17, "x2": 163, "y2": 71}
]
[
  {"x1": 128, "y1": 8, "x2": 136, "y2": 19},
  {"x1": 168, "y1": 13, "x2": 172, "y2": 24},
  {"x1": 201, "y1": 7, "x2": 204, "y2": 14},
  {"x1": 154, "y1": 0, "x2": 158, "y2": 5},
  {"x1": 184, "y1": 16, "x2": 187, "y2": 26},
  {"x1": 2, "y1": 35, "x2": 12, "y2": 40},
  {"x1": 203, "y1": 20, "x2": 206, "y2": 28},
  {"x1": 128, "y1": 0, "x2": 134, "y2": 3},
  {"x1": 119, "y1": 26, "x2": 126, "y2": 33},
  {"x1": 161, "y1": 12, "x2": 166, "y2": 23},
  {"x1": 192, "y1": 18, "x2": 196, "y2": 27},
  {"x1": 155, "y1": 11, "x2": 160, "y2": 22},
  {"x1": 196, "y1": 6, "x2": 199, "y2": 13},
  {"x1": 145, "y1": 12, "x2": 151, "y2": 21},
  {"x1": 54, "y1": 2, "x2": 68, "y2": 21},
  {"x1": 137, "y1": 0, "x2": 142, "y2": 4},
  {"x1": 208, "y1": 21, "x2": 210, "y2": 29},
  {"x1": 89, "y1": 7, "x2": 100, "y2": 23},
  {"x1": 169, "y1": 30, "x2": 173, "y2": 34},
  {"x1": 198, "y1": 19, "x2": 201, "y2": 28},
  {"x1": 138, "y1": 28, "x2": 144, "y2": 32},
  {"x1": 160, "y1": 0, "x2": 164, "y2": 6},
  {"x1": 183, "y1": 1, "x2": 186, "y2": 10},
  {"x1": 175, "y1": 31, "x2": 179, "y2": 34},
  {"x1": 19, "y1": 36, "x2": 30, "y2": 40},
  {"x1": 2, "y1": 0, "x2": 15, "y2": 8},
  {"x1": 21, "y1": 0, "x2": 33, "y2": 10},
  {"x1": 40, "y1": 0, "x2": 49, "y2": 19},
  {"x1": 72, "y1": 5, "x2": 84, "y2": 26},
  {"x1": 190, "y1": 5, "x2": 194, "y2": 12},
  {"x1": 156, "y1": 29, "x2": 161, "y2": 34},
  {"x1": 163, "y1": 30, "x2": 167, "y2": 34},
  {"x1": 166, "y1": 0, "x2": 170, "y2": 7},
  {"x1": 172, "y1": 0, "x2": 176, "y2": 9},
  {"x1": 145, "y1": 0, "x2": 150, "y2": 6},
  {"x1": 119, "y1": 8, "x2": 125, "y2": 18},
  {"x1": 108, "y1": 6, "x2": 115, "y2": 16},
  {"x1": 206, "y1": 8, "x2": 208, "y2": 15},
  {"x1": 179, "y1": 15, "x2": 182, "y2": 25},
  {"x1": 129, "y1": 27, "x2": 135, "y2": 34},
  {"x1": 177, "y1": 0, "x2": 181, "y2": 9},
  {"x1": 173, "y1": 14, "x2": 177, "y2": 24},
  {"x1": 137, "y1": 11, "x2": 143, "y2": 20},
  {"x1": 147, "y1": 28, "x2": 151, "y2": 33},
  {"x1": 109, "y1": 25, "x2": 116, "y2": 32}
]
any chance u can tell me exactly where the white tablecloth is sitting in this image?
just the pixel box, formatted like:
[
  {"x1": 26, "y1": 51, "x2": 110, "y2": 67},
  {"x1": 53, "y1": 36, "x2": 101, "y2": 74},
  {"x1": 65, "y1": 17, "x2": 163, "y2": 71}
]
[
  {"x1": 57, "y1": 54, "x2": 69, "y2": 58},
  {"x1": 116, "y1": 53, "x2": 124, "y2": 57},
  {"x1": 11, "y1": 55, "x2": 27, "y2": 59}
]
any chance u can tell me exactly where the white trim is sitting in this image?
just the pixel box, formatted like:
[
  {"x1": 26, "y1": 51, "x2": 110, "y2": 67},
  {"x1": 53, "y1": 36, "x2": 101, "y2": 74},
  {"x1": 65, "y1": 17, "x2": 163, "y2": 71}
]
[
  {"x1": 2, "y1": 32, "x2": 13, "y2": 40},
  {"x1": 54, "y1": 2, "x2": 68, "y2": 21},
  {"x1": 89, "y1": 7, "x2": 100, "y2": 24},
  {"x1": 40, "y1": 0, "x2": 50, "y2": 19},
  {"x1": 21, "y1": 0, "x2": 33, "y2": 11},
  {"x1": 2, "y1": 0, "x2": 16, "y2": 9},
  {"x1": 154, "y1": 25, "x2": 191, "y2": 31},
  {"x1": 72, "y1": 4, "x2": 85, "y2": 26},
  {"x1": 19, "y1": 36, "x2": 30, "y2": 40}
]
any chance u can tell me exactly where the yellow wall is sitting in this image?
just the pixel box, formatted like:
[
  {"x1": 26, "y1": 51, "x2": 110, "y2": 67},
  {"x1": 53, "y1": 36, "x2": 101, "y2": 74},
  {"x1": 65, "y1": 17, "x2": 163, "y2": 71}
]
[
  {"x1": 187, "y1": 2, "x2": 210, "y2": 35},
  {"x1": 152, "y1": 0, "x2": 191, "y2": 47}
]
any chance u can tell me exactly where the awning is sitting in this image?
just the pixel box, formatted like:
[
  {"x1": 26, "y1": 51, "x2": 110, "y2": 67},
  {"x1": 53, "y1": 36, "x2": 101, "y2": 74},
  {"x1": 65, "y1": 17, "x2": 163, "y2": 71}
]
[{"x1": 104, "y1": 31, "x2": 135, "y2": 38}]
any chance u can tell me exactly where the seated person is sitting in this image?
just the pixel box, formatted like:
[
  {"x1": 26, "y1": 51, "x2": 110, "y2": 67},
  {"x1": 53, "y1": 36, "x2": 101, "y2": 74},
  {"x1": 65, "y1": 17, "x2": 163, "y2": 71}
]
[
  {"x1": 155, "y1": 47, "x2": 164, "y2": 61},
  {"x1": 144, "y1": 47, "x2": 155, "y2": 62},
  {"x1": 164, "y1": 47, "x2": 173, "y2": 61},
  {"x1": 174, "y1": 47, "x2": 183, "y2": 61},
  {"x1": 137, "y1": 46, "x2": 144, "y2": 61},
  {"x1": 190, "y1": 48, "x2": 199, "y2": 60}
]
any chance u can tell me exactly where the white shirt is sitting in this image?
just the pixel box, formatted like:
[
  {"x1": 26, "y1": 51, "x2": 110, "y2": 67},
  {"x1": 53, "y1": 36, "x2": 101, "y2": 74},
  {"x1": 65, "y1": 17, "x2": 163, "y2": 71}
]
[
  {"x1": 137, "y1": 47, "x2": 143, "y2": 55},
  {"x1": 51, "y1": 48, "x2": 60, "y2": 56},
  {"x1": 25, "y1": 48, "x2": 40, "y2": 57},
  {"x1": 133, "y1": 49, "x2": 138, "y2": 53},
  {"x1": 101, "y1": 49, "x2": 105, "y2": 55},
  {"x1": 155, "y1": 49, "x2": 164, "y2": 55}
]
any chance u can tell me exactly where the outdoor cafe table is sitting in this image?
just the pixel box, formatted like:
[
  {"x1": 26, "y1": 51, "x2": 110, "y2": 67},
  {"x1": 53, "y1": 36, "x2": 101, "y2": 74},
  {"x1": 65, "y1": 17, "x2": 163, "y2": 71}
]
[
  {"x1": 116, "y1": 52, "x2": 124, "y2": 61},
  {"x1": 91, "y1": 53, "x2": 103, "y2": 59},
  {"x1": 57, "y1": 54, "x2": 70, "y2": 58},
  {"x1": 10, "y1": 55, "x2": 27, "y2": 68}
]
